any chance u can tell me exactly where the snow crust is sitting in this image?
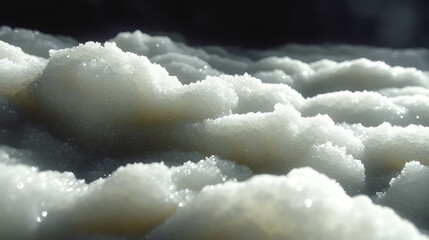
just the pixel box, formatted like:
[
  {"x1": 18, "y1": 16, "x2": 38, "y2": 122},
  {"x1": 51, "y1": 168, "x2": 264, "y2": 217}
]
[
  {"x1": 0, "y1": 27, "x2": 429, "y2": 239},
  {"x1": 149, "y1": 168, "x2": 426, "y2": 240}
]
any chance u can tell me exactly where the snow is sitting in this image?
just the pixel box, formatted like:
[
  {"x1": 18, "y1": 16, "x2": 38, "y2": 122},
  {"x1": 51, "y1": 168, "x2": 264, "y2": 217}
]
[{"x1": 0, "y1": 26, "x2": 428, "y2": 239}]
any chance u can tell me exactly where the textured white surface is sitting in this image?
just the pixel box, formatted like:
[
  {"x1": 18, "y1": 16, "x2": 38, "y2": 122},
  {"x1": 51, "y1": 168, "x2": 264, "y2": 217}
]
[
  {"x1": 0, "y1": 27, "x2": 428, "y2": 239},
  {"x1": 149, "y1": 168, "x2": 426, "y2": 240},
  {"x1": 377, "y1": 161, "x2": 429, "y2": 229},
  {"x1": 0, "y1": 154, "x2": 251, "y2": 239},
  {"x1": 0, "y1": 40, "x2": 46, "y2": 96}
]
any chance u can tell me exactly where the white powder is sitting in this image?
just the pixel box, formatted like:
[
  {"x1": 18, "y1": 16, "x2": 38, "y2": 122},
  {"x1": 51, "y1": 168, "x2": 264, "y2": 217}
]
[{"x1": 0, "y1": 27, "x2": 428, "y2": 239}]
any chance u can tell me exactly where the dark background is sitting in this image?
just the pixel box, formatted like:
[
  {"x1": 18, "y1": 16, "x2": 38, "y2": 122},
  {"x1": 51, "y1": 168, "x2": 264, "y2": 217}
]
[{"x1": 1, "y1": 0, "x2": 428, "y2": 49}]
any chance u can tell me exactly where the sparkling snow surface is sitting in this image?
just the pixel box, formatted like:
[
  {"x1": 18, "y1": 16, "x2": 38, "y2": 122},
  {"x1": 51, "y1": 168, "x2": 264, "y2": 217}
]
[{"x1": 0, "y1": 27, "x2": 429, "y2": 239}]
